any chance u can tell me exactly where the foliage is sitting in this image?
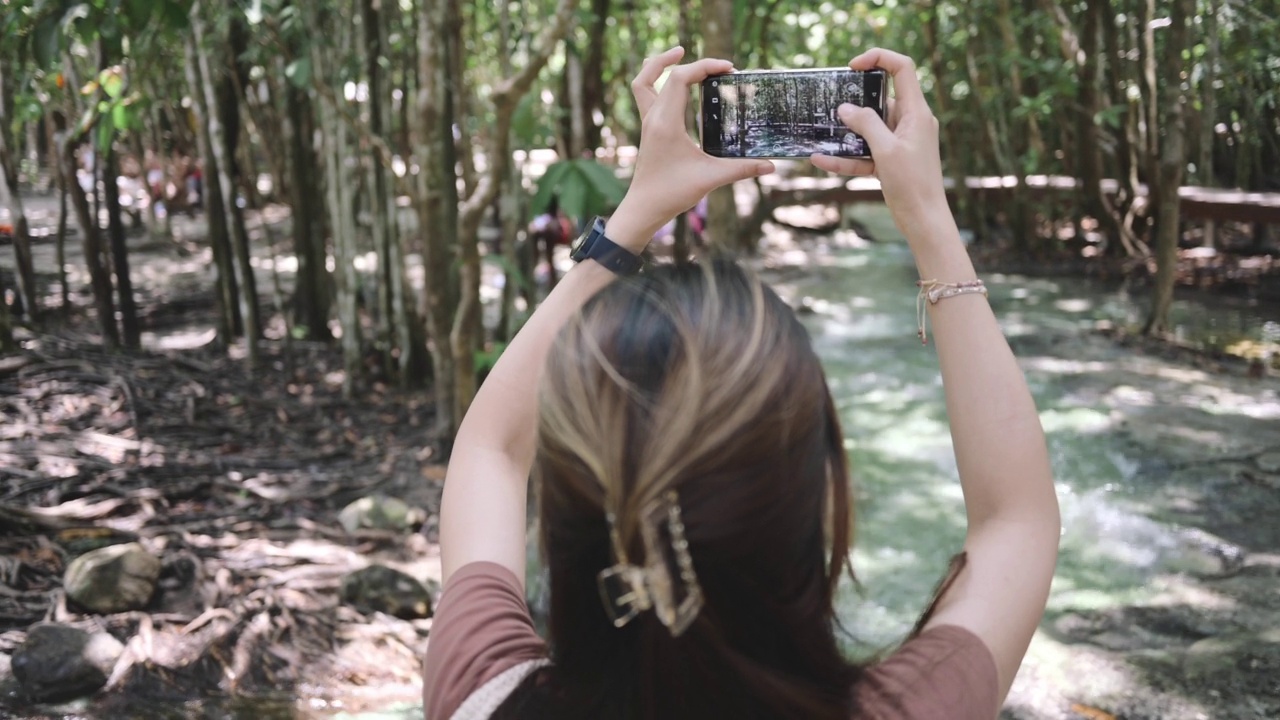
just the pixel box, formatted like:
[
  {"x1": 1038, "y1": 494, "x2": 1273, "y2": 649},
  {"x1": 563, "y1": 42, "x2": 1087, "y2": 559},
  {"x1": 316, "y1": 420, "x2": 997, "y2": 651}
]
[{"x1": 530, "y1": 157, "x2": 628, "y2": 221}]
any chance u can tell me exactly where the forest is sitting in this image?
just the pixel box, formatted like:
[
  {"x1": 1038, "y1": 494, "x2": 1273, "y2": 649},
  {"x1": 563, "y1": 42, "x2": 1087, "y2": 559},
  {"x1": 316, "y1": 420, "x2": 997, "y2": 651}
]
[{"x1": 1, "y1": 0, "x2": 1279, "y2": 717}]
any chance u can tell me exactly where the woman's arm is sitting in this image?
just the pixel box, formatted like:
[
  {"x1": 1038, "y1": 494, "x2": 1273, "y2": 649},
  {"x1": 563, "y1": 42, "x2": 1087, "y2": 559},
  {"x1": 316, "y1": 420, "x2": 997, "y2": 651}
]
[
  {"x1": 813, "y1": 49, "x2": 1060, "y2": 702},
  {"x1": 439, "y1": 48, "x2": 774, "y2": 586}
]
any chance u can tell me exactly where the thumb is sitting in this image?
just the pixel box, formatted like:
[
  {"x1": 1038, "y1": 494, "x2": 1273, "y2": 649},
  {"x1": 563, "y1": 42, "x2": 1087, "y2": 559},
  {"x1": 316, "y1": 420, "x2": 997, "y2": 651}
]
[
  {"x1": 837, "y1": 104, "x2": 894, "y2": 151},
  {"x1": 712, "y1": 158, "x2": 776, "y2": 184}
]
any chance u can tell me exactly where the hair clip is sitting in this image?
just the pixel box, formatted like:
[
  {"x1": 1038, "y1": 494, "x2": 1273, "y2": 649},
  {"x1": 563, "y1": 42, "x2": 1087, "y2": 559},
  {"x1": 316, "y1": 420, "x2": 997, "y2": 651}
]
[{"x1": 597, "y1": 490, "x2": 704, "y2": 637}]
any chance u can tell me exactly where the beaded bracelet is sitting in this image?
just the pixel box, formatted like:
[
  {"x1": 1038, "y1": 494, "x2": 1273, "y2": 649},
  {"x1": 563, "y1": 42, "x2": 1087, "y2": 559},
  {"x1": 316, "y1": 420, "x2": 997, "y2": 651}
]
[{"x1": 916, "y1": 278, "x2": 988, "y2": 344}]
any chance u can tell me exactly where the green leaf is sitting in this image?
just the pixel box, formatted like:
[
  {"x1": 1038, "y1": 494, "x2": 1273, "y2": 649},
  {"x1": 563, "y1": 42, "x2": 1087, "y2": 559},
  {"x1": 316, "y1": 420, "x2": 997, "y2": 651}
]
[
  {"x1": 159, "y1": 0, "x2": 189, "y2": 30},
  {"x1": 529, "y1": 160, "x2": 571, "y2": 215},
  {"x1": 285, "y1": 57, "x2": 311, "y2": 88},
  {"x1": 111, "y1": 103, "x2": 131, "y2": 131},
  {"x1": 60, "y1": 3, "x2": 91, "y2": 35},
  {"x1": 556, "y1": 165, "x2": 590, "y2": 221},
  {"x1": 96, "y1": 118, "x2": 114, "y2": 153},
  {"x1": 33, "y1": 14, "x2": 63, "y2": 68},
  {"x1": 572, "y1": 158, "x2": 628, "y2": 204},
  {"x1": 99, "y1": 67, "x2": 124, "y2": 99},
  {"x1": 511, "y1": 94, "x2": 540, "y2": 147}
]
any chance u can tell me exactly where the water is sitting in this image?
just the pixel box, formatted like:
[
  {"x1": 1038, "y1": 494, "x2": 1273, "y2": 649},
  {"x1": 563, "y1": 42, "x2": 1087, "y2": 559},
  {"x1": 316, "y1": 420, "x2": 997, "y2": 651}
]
[{"x1": 773, "y1": 223, "x2": 1274, "y2": 654}]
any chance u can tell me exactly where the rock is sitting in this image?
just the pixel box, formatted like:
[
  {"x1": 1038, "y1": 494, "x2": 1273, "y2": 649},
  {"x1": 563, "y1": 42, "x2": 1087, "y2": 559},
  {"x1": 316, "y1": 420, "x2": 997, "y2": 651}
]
[
  {"x1": 63, "y1": 542, "x2": 161, "y2": 613},
  {"x1": 10, "y1": 624, "x2": 124, "y2": 703},
  {"x1": 794, "y1": 296, "x2": 818, "y2": 315},
  {"x1": 53, "y1": 527, "x2": 140, "y2": 556},
  {"x1": 1256, "y1": 451, "x2": 1280, "y2": 474},
  {"x1": 1168, "y1": 528, "x2": 1247, "y2": 578},
  {"x1": 1184, "y1": 629, "x2": 1280, "y2": 682},
  {"x1": 339, "y1": 565, "x2": 432, "y2": 619},
  {"x1": 338, "y1": 495, "x2": 426, "y2": 533}
]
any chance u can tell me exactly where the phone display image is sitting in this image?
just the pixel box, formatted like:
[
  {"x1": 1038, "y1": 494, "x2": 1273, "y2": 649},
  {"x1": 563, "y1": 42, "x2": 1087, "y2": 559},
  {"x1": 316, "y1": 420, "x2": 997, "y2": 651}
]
[{"x1": 700, "y1": 69, "x2": 885, "y2": 159}]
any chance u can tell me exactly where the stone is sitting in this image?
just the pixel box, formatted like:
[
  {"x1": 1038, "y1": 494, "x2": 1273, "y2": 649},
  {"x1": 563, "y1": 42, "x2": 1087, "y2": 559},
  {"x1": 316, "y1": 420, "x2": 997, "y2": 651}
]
[
  {"x1": 1255, "y1": 451, "x2": 1280, "y2": 474},
  {"x1": 338, "y1": 495, "x2": 426, "y2": 533},
  {"x1": 63, "y1": 542, "x2": 161, "y2": 614},
  {"x1": 339, "y1": 565, "x2": 432, "y2": 619},
  {"x1": 10, "y1": 624, "x2": 124, "y2": 703},
  {"x1": 1184, "y1": 629, "x2": 1280, "y2": 682}
]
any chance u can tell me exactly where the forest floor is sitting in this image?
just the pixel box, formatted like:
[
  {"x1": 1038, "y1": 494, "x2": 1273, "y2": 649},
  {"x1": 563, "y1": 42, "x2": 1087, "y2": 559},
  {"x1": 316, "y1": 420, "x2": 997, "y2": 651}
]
[{"x1": 0, "y1": 194, "x2": 1278, "y2": 718}]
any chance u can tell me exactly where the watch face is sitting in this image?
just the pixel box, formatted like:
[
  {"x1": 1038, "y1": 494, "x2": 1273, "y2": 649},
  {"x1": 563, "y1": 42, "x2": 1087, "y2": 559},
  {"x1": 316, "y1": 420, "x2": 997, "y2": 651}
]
[
  {"x1": 570, "y1": 217, "x2": 605, "y2": 261},
  {"x1": 571, "y1": 224, "x2": 593, "y2": 254}
]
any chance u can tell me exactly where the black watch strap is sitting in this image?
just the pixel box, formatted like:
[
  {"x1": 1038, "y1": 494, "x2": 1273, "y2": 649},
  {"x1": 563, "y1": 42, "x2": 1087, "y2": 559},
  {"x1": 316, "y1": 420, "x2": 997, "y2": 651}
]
[{"x1": 570, "y1": 217, "x2": 644, "y2": 276}]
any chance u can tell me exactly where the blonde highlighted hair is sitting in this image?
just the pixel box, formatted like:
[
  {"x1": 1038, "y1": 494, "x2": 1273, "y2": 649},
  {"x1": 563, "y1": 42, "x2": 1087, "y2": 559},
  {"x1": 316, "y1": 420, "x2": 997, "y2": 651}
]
[{"x1": 502, "y1": 260, "x2": 861, "y2": 720}]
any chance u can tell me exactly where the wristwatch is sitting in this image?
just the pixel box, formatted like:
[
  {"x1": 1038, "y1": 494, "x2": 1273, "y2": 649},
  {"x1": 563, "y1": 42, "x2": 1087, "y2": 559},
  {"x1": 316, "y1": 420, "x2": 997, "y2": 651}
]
[{"x1": 570, "y1": 217, "x2": 644, "y2": 276}]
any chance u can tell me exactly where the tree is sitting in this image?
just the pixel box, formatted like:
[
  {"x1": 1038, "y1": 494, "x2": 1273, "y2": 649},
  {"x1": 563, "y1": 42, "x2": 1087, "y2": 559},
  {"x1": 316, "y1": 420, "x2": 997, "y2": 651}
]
[
  {"x1": 702, "y1": 0, "x2": 740, "y2": 253},
  {"x1": 0, "y1": 53, "x2": 39, "y2": 321},
  {"x1": 192, "y1": 2, "x2": 262, "y2": 365},
  {"x1": 1143, "y1": 0, "x2": 1192, "y2": 335}
]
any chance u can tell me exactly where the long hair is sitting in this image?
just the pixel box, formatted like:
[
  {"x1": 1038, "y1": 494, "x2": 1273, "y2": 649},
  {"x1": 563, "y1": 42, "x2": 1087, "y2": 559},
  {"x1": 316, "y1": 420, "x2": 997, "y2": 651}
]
[{"x1": 502, "y1": 260, "x2": 861, "y2": 719}]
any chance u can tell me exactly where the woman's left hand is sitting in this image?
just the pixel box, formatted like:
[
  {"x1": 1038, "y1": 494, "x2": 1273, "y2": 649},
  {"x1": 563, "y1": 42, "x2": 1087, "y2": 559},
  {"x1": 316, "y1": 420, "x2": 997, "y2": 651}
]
[{"x1": 605, "y1": 47, "x2": 776, "y2": 252}]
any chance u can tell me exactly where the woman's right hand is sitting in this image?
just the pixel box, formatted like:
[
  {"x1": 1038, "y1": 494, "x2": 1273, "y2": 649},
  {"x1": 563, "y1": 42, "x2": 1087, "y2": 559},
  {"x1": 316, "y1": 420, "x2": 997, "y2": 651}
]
[{"x1": 810, "y1": 48, "x2": 953, "y2": 247}]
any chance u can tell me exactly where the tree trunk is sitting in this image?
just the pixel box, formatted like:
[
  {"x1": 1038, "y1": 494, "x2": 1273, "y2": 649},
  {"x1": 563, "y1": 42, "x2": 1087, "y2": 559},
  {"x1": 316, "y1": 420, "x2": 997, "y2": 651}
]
[
  {"x1": 672, "y1": 0, "x2": 696, "y2": 262},
  {"x1": 1143, "y1": 0, "x2": 1191, "y2": 335},
  {"x1": 183, "y1": 31, "x2": 240, "y2": 343},
  {"x1": 1077, "y1": 0, "x2": 1103, "y2": 221},
  {"x1": 581, "y1": 0, "x2": 611, "y2": 151},
  {"x1": 702, "y1": 0, "x2": 740, "y2": 253},
  {"x1": 53, "y1": 128, "x2": 69, "y2": 313},
  {"x1": 1199, "y1": 0, "x2": 1219, "y2": 248},
  {"x1": 0, "y1": 271, "x2": 13, "y2": 351},
  {"x1": 310, "y1": 4, "x2": 363, "y2": 396},
  {"x1": 193, "y1": 4, "x2": 261, "y2": 366},
  {"x1": 0, "y1": 56, "x2": 38, "y2": 320},
  {"x1": 362, "y1": 0, "x2": 420, "y2": 386},
  {"x1": 416, "y1": 0, "x2": 461, "y2": 441},
  {"x1": 924, "y1": 0, "x2": 983, "y2": 243},
  {"x1": 280, "y1": 63, "x2": 331, "y2": 340},
  {"x1": 451, "y1": 0, "x2": 578, "y2": 424},
  {"x1": 63, "y1": 137, "x2": 120, "y2": 347},
  {"x1": 102, "y1": 142, "x2": 141, "y2": 347},
  {"x1": 98, "y1": 38, "x2": 141, "y2": 348}
]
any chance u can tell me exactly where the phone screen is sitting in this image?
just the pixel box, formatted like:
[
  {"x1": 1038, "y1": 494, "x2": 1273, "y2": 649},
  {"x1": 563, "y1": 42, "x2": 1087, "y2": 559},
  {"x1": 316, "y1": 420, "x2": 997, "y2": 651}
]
[{"x1": 700, "y1": 69, "x2": 886, "y2": 159}]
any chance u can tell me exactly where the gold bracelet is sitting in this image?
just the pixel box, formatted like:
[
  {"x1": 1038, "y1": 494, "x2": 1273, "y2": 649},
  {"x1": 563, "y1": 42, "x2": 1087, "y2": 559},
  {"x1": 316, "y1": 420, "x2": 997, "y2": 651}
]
[{"x1": 916, "y1": 279, "x2": 988, "y2": 344}]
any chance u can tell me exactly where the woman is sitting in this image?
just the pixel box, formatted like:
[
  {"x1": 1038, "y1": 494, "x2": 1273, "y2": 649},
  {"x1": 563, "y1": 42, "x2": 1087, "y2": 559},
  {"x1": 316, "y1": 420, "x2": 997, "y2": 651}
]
[{"x1": 423, "y1": 47, "x2": 1059, "y2": 719}]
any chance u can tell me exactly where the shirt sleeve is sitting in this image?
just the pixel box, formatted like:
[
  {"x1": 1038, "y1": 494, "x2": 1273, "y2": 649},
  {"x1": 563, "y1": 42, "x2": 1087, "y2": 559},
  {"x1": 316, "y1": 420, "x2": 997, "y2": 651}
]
[
  {"x1": 422, "y1": 562, "x2": 549, "y2": 720},
  {"x1": 853, "y1": 624, "x2": 1001, "y2": 720}
]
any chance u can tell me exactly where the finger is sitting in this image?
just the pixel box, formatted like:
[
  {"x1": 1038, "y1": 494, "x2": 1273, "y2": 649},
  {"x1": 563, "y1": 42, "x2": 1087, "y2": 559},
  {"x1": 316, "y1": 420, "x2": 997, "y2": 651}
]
[
  {"x1": 848, "y1": 47, "x2": 927, "y2": 115},
  {"x1": 837, "y1": 104, "x2": 895, "y2": 149},
  {"x1": 650, "y1": 58, "x2": 735, "y2": 126},
  {"x1": 632, "y1": 46, "x2": 686, "y2": 119},
  {"x1": 708, "y1": 157, "x2": 775, "y2": 184},
  {"x1": 810, "y1": 154, "x2": 876, "y2": 177}
]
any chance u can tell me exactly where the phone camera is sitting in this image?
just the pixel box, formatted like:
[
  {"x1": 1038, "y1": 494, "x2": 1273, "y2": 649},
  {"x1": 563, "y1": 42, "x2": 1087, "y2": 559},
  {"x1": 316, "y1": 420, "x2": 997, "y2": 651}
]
[
  {"x1": 712, "y1": 97, "x2": 719, "y2": 104},
  {"x1": 711, "y1": 80, "x2": 719, "y2": 87}
]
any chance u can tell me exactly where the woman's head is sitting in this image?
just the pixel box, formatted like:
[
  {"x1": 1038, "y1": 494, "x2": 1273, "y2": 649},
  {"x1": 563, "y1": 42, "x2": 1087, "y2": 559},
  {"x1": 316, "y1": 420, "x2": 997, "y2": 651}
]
[{"x1": 530, "y1": 259, "x2": 858, "y2": 719}]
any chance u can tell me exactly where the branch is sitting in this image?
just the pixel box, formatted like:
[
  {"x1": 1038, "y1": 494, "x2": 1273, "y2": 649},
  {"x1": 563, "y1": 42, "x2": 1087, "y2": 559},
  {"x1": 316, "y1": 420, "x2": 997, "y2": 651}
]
[{"x1": 460, "y1": 0, "x2": 579, "y2": 225}]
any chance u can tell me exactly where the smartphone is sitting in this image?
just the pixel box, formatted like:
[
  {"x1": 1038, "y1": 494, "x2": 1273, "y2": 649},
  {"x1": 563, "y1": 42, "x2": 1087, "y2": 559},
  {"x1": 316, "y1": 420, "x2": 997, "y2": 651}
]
[{"x1": 700, "y1": 68, "x2": 887, "y2": 159}]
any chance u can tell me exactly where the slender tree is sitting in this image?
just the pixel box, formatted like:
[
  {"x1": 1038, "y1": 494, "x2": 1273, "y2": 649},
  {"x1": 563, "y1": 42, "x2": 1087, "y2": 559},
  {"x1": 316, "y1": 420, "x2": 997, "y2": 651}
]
[
  {"x1": 1144, "y1": 0, "x2": 1192, "y2": 334},
  {"x1": 0, "y1": 54, "x2": 39, "y2": 320},
  {"x1": 702, "y1": 0, "x2": 740, "y2": 253}
]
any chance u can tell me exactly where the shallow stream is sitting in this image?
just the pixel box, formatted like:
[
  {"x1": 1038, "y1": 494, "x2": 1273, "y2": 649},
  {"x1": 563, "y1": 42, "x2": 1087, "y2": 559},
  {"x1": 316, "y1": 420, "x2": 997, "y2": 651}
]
[{"x1": 758, "y1": 212, "x2": 1275, "y2": 666}]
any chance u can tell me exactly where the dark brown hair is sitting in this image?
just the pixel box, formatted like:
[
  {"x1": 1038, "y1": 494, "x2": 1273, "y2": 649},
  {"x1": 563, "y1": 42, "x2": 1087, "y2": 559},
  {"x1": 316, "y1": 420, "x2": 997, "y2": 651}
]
[{"x1": 500, "y1": 260, "x2": 861, "y2": 719}]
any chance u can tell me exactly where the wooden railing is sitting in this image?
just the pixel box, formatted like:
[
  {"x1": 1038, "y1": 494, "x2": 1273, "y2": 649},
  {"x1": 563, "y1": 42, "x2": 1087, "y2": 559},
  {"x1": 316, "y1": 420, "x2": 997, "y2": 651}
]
[{"x1": 757, "y1": 175, "x2": 1280, "y2": 224}]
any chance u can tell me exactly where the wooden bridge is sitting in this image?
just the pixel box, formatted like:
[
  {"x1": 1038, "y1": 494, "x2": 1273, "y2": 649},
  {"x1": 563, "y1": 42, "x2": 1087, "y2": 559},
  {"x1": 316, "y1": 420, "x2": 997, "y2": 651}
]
[{"x1": 760, "y1": 175, "x2": 1280, "y2": 225}]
